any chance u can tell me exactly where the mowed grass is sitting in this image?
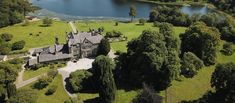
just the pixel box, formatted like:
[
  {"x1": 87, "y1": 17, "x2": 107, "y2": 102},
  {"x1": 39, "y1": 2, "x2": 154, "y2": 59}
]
[
  {"x1": 23, "y1": 67, "x2": 49, "y2": 80},
  {"x1": 160, "y1": 41, "x2": 235, "y2": 103},
  {"x1": 20, "y1": 75, "x2": 70, "y2": 103},
  {"x1": 0, "y1": 21, "x2": 70, "y2": 51},
  {"x1": 23, "y1": 64, "x2": 66, "y2": 81},
  {"x1": 0, "y1": 20, "x2": 186, "y2": 52},
  {"x1": 75, "y1": 21, "x2": 186, "y2": 52},
  {"x1": 78, "y1": 90, "x2": 138, "y2": 103}
]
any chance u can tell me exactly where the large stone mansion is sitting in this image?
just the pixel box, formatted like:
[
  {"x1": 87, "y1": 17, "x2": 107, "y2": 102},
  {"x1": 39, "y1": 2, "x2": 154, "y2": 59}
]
[{"x1": 27, "y1": 22, "x2": 103, "y2": 66}]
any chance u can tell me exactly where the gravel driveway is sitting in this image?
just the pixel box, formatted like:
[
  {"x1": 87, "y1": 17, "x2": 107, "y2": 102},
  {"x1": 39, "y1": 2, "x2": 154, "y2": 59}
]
[{"x1": 58, "y1": 58, "x2": 94, "y2": 97}]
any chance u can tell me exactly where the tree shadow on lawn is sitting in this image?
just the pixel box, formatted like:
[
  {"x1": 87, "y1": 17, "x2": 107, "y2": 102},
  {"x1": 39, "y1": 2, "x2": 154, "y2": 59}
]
[
  {"x1": 118, "y1": 20, "x2": 131, "y2": 23},
  {"x1": 64, "y1": 77, "x2": 76, "y2": 94},
  {"x1": 64, "y1": 77, "x2": 98, "y2": 94},
  {"x1": 135, "y1": 24, "x2": 144, "y2": 26},
  {"x1": 84, "y1": 97, "x2": 100, "y2": 103},
  {"x1": 38, "y1": 25, "x2": 50, "y2": 27}
]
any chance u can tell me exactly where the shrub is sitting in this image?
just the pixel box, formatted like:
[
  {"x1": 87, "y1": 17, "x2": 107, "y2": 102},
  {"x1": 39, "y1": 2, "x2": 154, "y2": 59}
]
[
  {"x1": 57, "y1": 63, "x2": 64, "y2": 68},
  {"x1": 115, "y1": 22, "x2": 119, "y2": 26},
  {"x1": 139, "y1": 18, "x2": 146, "y2": 25},
  {"x1": 97, "y1": 39, "x2": 110, "y2": 56},
  {"x1": 47, "y1": 69, "x2": 58, "y2": 79},
  {"x1": 9, "y1": 89, "x2": 38, "y2": 103},
  {"x1": 181, "y1": 52, "x2": 204, "y2": 78},
  {"x1": 69, "y1": 70, "x2": 92, "y2": 92},
  {"x1": 42, "y1": 17, "x2": 53, "y2": 27},
  {"x1": 8, "y1": 58, "x2": 24, "y2": 64},
  {"x1": 12, "y1": 40, "x2": 26, "y2": 50},
  {"x1": 1, "y1": 33, "x2": 13, "y2": 41},
  {"x1": 34, "y1": 76, "x2": 53, "y2": 89},
  {"x1": 221, "y1": 42, "x2": 234, "y2": 56},
  {"x1": 0, "y1": 42, "x2": 11, "y2": 55},
  {"x1": 45, "y1": 85, "x2": 57, "y2": 95},
  {"x1": 49, "y1": 65, "x2": 55, "y2": 69},
  {"x1": 105, "y1": 30, "x2": 123, "y2": 38},
  {"x1": 153, "y1": 21, "x2": 161, "y2": 27},
  {"x1": 98, "y1": 27, "x2": 104, "y2": 32},
  {"x1": 114, "y1": 50, "x2": 122, "y2": 55},
  {"x1": 29, "y1": 64, "x2": 44, "y2": 70}
]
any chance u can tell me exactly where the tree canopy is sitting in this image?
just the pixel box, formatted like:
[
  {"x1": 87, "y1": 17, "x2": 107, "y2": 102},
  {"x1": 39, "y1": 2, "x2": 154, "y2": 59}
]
[
  {"x1": 92, "y1": 55, "x2": 116, "y2": 103},
  {"x1": 181, "y1": 52, "x2": 204, "y2": 78},
  {"x1": 97, "y1": 39, "x2": 111, "y2": 56},
  {"x1": 120, "y1": 25, "x2": 181, "y2": 91},
  {"x1": 132, "y1": 84, "x2": 163, "y2": 103},
  {"x1": 129, "y1": 5, "x2": 137, "y2": 22},
  {"x1": 9, "y1": 89, "x2": 38, "y2": 103},
  {"x1": 149, "y1": 6, "x2": 191, "y2": 26},
  {"x1": 180, "y1": 22, "x2": 220, "y2": 66},
  {"x1": 0, "y1": 0, "x2": 37, "y2": 28},
  {"x1": 0, "y1": 62, "x2": 18, "y2": 102}
]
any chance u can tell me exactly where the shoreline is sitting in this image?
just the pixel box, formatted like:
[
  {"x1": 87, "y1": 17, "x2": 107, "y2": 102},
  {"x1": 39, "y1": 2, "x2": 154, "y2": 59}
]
[{"x1": 136, "y1": 0, "x2": 208, "y2": 7}]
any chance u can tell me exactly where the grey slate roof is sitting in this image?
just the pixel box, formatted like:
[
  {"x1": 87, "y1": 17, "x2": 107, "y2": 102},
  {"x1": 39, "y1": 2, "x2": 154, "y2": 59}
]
[
  {"x1": 40, "y1": 45, "x2": 65, "y2": 54},
  {"x1": 28, "y1": 58, "x2": 38, "y2": 66},
  {"x1": 69, "y1": 32, "x2": 103, "y2": 45},
  {"x1": 38, "y1": 52, "x2": 72, "y2": 62}
]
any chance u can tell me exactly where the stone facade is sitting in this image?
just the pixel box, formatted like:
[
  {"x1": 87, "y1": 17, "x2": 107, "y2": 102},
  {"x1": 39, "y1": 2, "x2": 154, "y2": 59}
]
[{"x1": 27, "y1": 27, "x2": 103, "y2": 66}]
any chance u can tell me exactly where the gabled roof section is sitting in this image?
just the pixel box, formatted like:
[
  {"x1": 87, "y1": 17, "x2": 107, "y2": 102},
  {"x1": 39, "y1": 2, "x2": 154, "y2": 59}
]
[{"x1": 68, "y1": 32, "x2": 103, "y2": 45}]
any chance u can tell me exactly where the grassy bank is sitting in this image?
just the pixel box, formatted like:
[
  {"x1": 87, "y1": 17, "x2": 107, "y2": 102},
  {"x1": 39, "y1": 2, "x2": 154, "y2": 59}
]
[
  {"x1": 137, "y1": 0, "x2": 207, "y2": 7},
  {"x1": 20, "y1": 75, "x2": 70, "y2": 103}
]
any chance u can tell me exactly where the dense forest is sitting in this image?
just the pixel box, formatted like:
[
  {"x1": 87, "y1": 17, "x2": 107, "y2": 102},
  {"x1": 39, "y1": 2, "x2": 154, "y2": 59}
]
[
  {"x1": 0, "y1": 0, "x2": 37, "y2": 28},
  {"x1": 151, "y1": 0, "x2": 235, "y2": 14},
  {"x1": 209, "y1": 0, "x2": 235, "y2": 14}
]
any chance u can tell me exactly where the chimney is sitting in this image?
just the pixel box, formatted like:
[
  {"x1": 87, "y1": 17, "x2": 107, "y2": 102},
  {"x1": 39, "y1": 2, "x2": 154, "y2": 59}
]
[
  {"x1": 54, "y1": 44, "x2": 57, "y2": 55},
  {"x1": 55, "y1": 36, "x2": 59, "y2": 55}
]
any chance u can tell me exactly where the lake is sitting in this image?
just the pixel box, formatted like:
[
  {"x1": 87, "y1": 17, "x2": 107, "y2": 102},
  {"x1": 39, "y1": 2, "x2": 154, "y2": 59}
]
[{"x1": 31, "y1": 0, "x2": 212, "y2": 20}]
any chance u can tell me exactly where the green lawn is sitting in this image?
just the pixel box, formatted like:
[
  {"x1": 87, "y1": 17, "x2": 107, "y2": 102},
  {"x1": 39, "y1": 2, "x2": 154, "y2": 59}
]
[
  {"x1": 75, "y1": 21, "x2": 186, "y2": 51},
  {"x1": 160, "y1": 41, "x2": 235, "y2": 103},
  {"x1": 0, "y1": 20, "x2": 186, "y2": 52},
  {"x1": 0, "y1": 21, "x2": 70, "y2": 52},
  {"x1": 78, "y1": 90, "x2": 138, "y2": 103},
  {"x1": 23, "y1": 67, "x2": 49, "y2": 80},
  {"x1": 20, "y1": 75, "x2": 70, "y2": 103},
  {"x1": 23, "y1": 63, "x2": 66, "y2": 80}
]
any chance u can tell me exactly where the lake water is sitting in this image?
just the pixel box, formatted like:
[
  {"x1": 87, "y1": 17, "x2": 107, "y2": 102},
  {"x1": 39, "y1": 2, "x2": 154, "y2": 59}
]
[{"x1": 31, "y1": 0, "x2": 212, "y2": 20}]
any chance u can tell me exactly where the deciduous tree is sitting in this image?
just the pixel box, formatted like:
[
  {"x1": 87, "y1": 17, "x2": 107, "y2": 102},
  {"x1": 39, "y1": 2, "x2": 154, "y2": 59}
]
[{"x1": 180, "y1": 22, "x2": 220, "y2": 66}]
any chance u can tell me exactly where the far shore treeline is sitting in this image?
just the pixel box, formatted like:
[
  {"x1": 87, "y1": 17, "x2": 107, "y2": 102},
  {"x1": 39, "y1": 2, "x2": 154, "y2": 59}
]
[{"x1": 0, "y1": 0, "x2": 38, "y2": 28}]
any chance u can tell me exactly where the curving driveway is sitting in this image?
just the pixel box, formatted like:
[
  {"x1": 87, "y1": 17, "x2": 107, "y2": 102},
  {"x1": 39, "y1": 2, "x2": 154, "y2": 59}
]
[
  {"x1": 15, "y1": 50, "x2": 116, "y2": 97},
  {"x1": 58, "y1": 58, "x2": 95, "y2": 97}
]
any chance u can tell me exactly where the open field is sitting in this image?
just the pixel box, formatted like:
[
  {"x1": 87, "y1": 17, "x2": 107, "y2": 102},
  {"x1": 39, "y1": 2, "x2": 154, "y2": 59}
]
[
  {"x1": 75, "y1": 21, "x2": 186, "y2": 51},
  {"x1": 0, "y1": 21, "x2": 70, "y2": 52},
  {"x1": 20, "y1": 75, "x2": 70, "y2": 103},
  {"x1": 0, "y1": 20, "x2": 186, "y2": 52}
]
